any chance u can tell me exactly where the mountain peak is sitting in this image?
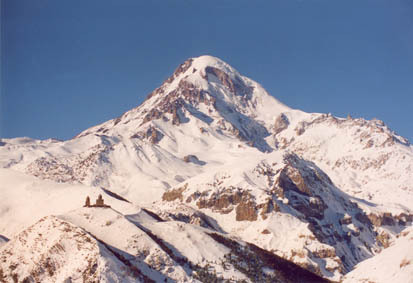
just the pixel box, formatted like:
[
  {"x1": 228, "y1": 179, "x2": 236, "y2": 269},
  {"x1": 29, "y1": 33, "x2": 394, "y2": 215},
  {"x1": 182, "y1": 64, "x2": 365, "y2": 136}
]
[
  {"x1": 159, "y1": 55, "x2": 242, "y2": 93},
  {"x1": 191, "y1": 55, "x2": 240, "y2": 75},
  {"x1": 145, "y1": 55, "x2": 289, "y2": 113},
  {"x1": 75, "y1": 55, "x2": 290, "y2": 149}
]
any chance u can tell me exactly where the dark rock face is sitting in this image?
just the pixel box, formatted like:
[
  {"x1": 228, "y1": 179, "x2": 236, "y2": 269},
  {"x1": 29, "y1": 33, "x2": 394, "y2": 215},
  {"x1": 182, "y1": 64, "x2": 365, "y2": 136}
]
[
  {"x1": 191, "y1": 189, "x2": 259, "y2": 222},
  {"x1": 204, "y1": 66, "x2": 253, "y2": 98},
  {"x1": 274, "y1": 113, "x2": 289, "y2": 135},
  {"x1": 207, "y1": 232, "x2": 331, "y2": 283},
  {"x1": 235, "y1": 200, "x2": 258, "y2": 221},
  {"x1": 163, "y1": 184, "x2": 259, "y2": 222},
  {"x1": 278, "y1": 166, "x2": 313, "y2": 197},
  {"x1": 376, "y1": 231, "x2": 391, "y2": 248},
  {"x1": 183, "y1": 155, "x2": 206, "y2": 165},
  {"x1": 159, "y1": 152, "x2": 410, "y2": 276},
  {"x1": 141, "y1": 80, "x2": 214, "y2": 127},
  {"x1": 366, "y1": 212, "x2": 413, "y2": 227},
  {"x1": 145, "y1": 59, "x2": 194, "y2": 102},
  {"x1": 132, "y1": 59, "x2": 274, "y2": 153},
  {"x1": 195, "y1": 189, "x2": 244, "y2": 212},
  {"x1": 131, "y1": 127, "x2": 163, "y2": 144},
  {"x1": 272, "y1": 154, "x2": 380, "y2": 272},
  {"x1": 142, "y1": 109, "x2": 163, "y2": 125}
]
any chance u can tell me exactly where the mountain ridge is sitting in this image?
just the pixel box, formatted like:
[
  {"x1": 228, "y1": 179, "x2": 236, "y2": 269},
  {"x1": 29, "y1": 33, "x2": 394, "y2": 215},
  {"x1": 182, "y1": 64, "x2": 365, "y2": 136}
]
[{"x1": 0, "y1": 55, "x2": 412, "y2": 282}]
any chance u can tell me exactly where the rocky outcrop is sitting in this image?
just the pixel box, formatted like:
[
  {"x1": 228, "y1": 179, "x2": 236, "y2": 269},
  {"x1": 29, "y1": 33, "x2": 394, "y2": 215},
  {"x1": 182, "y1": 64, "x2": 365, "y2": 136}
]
[
  {"x1": 274, "y1": 113, "x2": 289, "y2": 135},
  {"x1": 26, "y1": 143, "x2": 113, "y2": 184},
  {"x1": 269, "y1": 154, "x2": 380, "y2": 273},
  {"x1": 0, "y1": 216, "x2": 138, "y2": 283},
  {"x1": 376, "y1": 231, "x2": 391, "y2": 248},
  {"x1": 366, "y1": 212, "x2": 413, "y2": 227},
  {"x1": 144, "y1": 59, "x2": 194, "y2": 102},
  {"x1": 131, "y1": 126, "x2": 163, "y2": 144},
  {"x1": 162, "y1": 184, "x2": 187, "y2": 202},
  {"x1": 235, "y1": 200, "x2": 257, "y2": 221},
  {"x1": 183, "y1": 188, "x2": 259, "y2": 222},
  {"x1": 204, "y1": 66, "x2": 253, "y2": 98},
  {"x1": 141, "y1": 80, "x2": 216, "y2": 127},
  {"x1": 183, "y1": 155, "x2": 205, "y2": 165}
]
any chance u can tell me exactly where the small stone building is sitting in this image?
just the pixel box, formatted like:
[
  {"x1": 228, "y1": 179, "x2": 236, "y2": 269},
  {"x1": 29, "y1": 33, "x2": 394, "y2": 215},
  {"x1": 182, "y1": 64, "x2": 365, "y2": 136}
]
[{"x1": 84, "y1": 194, "x2": 110, "y2": 208}]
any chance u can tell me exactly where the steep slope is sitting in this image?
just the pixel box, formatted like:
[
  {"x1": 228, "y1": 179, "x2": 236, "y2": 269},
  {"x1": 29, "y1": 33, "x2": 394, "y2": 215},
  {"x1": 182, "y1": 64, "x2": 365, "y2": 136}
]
[
  {"x1": 0, "y1": 216, "x2": 141, "y2": 283},
  {"x1": 343, "y1": 226, "x2": 413, "y2": 283},
  {"x1": 157, "y1": 151, "x2": 380, "y2": 280},
  {"x1": 269, "y1": 112, "x2": 413, "y2": 214}
]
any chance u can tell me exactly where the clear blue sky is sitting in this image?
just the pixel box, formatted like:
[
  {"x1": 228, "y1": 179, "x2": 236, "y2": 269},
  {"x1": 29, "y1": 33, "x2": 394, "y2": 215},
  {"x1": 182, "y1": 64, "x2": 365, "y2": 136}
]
[{"x1": 2, "y1": 0, "x2": 413, "y2": 141}]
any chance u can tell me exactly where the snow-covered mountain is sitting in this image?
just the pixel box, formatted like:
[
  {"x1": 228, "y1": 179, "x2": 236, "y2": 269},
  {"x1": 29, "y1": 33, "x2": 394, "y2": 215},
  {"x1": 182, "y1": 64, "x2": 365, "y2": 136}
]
[{"x1": 1, "y1": 55, "x2": 412, "y2": 282}]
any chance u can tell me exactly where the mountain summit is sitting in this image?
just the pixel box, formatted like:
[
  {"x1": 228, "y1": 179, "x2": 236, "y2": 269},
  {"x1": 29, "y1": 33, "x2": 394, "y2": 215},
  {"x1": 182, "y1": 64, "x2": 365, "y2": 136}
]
[
  {"x1": 0, "y1": 55, "x2": 412, "y2": 281},
  {"x1": 77, "y1": 55, "x2": 290, "y2": 152}
]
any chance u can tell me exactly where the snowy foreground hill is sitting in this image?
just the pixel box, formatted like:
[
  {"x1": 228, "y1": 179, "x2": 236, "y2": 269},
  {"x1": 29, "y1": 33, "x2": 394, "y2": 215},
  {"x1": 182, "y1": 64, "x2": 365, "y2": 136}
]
[{"x1": 1, "y1": 55, "x2": 413, "y2": 282}]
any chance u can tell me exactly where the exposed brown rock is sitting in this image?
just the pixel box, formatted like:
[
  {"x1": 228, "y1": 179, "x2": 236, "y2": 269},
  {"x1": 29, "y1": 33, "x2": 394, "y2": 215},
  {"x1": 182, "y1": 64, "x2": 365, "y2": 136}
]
[
  {"x1": 172, "y1": 107, "x2": 181, "y2": 125},
  {"x1": 395, "y1": 213, "x2": 413, "y2": 226},
  {"x1": 183, "y1": 155, "x2": 204, "y2": 165},
  {"x1": 149, "y1": 127, "x2": 162, "y2": 144},
  {"x1": 364, "y1": 139, "x2": 374, "y2": 149},
  {"x1": 278, "y1": 166, "x2": 312, "y2": 196},
  {"x1": 189, "y1": 188, "x2": 260, "y2": 221},
  {"x1": 274, "y1": 113, "x2": 289, "y2": 135},
  {"x1": 130, "y1": 126, "x2": 163, "y2": 144},
  {"x1": 196, "y1": 190, "x2": 243, "y2": 213},
  {"x1": 142, "y1": 109, "x2": 163, "y2": 124},
  {"x1": 312, "y1": 248, "x2": 336, "y2": 259},
  {"x1": 376, "y1": 231, "x2": 391, "y2": 248},
  {"x1": 172, "y1": 59, "x2": 193, "y2": 79},
  {"x1": 113, "y1": 117, "x2": 122, "y2": 126},
  {"x1": 204, "y1": 66, "x2": 253, "y2": 97},
  {"x1": 236, "y1": 201, "x2": 258, "y2": 221},
  {"x1": 367, "y1": 212, "x2": 396, "y2": 227},
  {"x1": 258, "y1": 198, "x2": 276, "y2": 219},
  {"x1": 199, "y1": 127, "x2": 207, "y2": 134},
  {"x1": 141, "y1": 78, "x2": 215, "y2": 126},
  {"x1": 162, "y1": 184, "x2": 188, "y2": 202}
]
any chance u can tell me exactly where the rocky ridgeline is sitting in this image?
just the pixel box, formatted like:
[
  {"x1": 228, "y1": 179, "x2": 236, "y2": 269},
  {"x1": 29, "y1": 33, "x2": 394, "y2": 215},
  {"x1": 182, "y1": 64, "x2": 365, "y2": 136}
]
[
  {"x1": 0, "y1": 216, "x2": 138, "y2": 283},
  {"x1": 133, "y1": 57, "x2": 272, "y2": 151},
  {"x1": 26, "y1": 143, "x2": 113, "y2": 185}
]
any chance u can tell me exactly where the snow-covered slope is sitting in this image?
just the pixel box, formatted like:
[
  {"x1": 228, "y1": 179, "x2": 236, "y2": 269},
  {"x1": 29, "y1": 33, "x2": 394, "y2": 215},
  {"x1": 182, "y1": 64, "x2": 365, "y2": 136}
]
[
  {"x1": 343, "y1": 226, "x2": 413, "y2": 283},
  {"x1": 0, "y1": 235, "x2": 7, "y2": 248},
  {"x1": 156, "y1": 151, "x2": 381, "y2": 281},
  {"x1": 0, "y1": 168, "x2": 138, "y2": 238},
  {"x1": 0, "y1": 206, "x2": 329, "y2": 282},
  {"x1": 0, "y1": 55, "x2": 412, "y2": 281},
  {"x1": 0, "y1": 216, "x2": 140, "y2": 283}
]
